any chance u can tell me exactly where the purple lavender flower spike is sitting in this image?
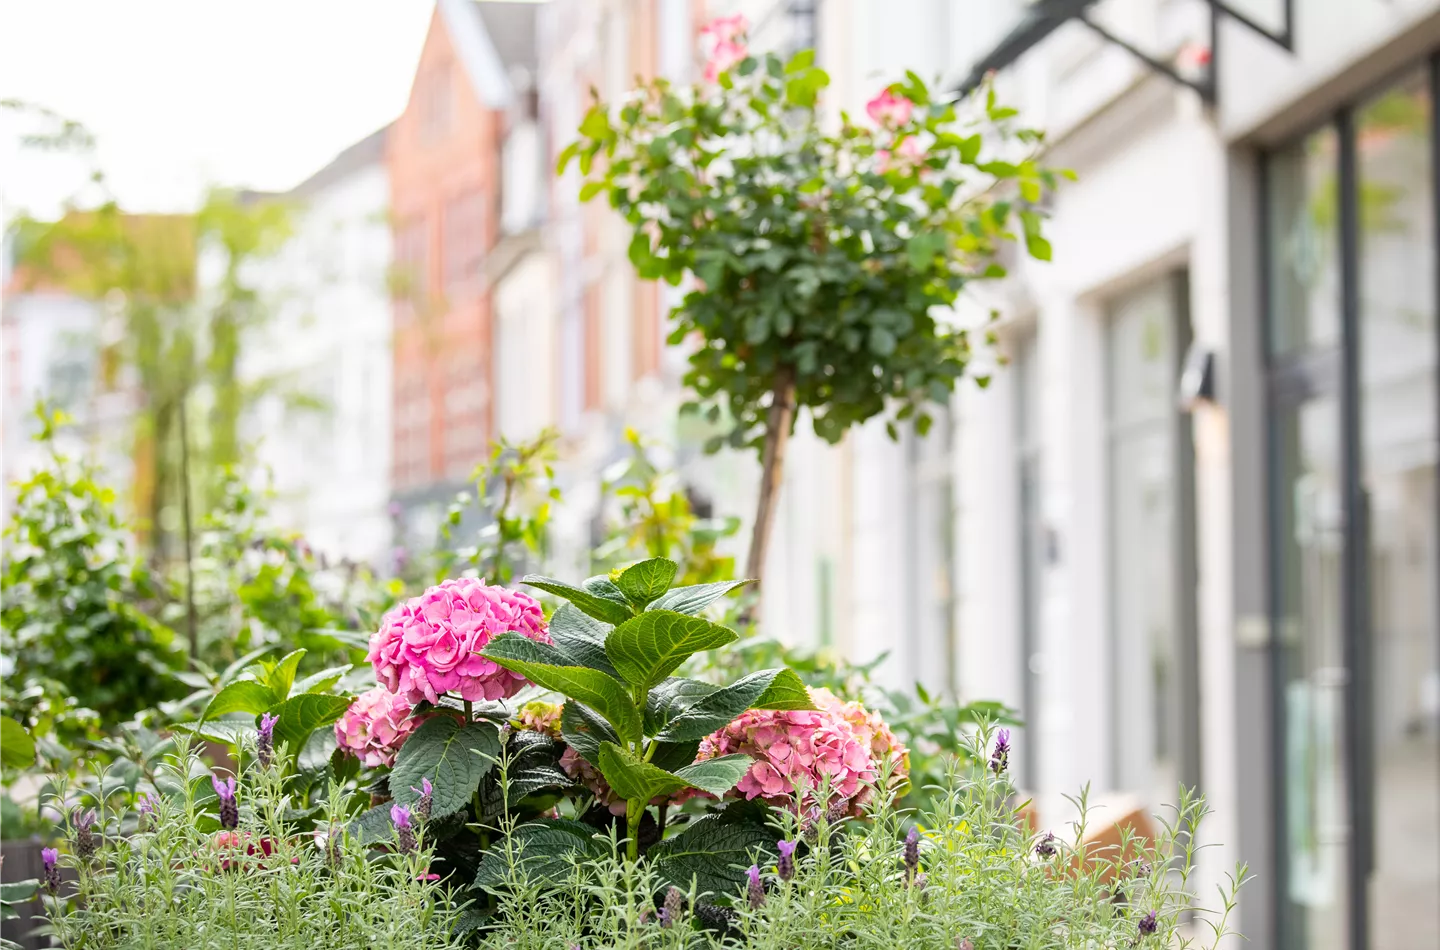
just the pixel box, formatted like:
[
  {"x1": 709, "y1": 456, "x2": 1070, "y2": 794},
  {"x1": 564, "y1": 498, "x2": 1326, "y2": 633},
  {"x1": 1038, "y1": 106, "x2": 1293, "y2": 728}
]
[
  {"x1": 745, "y1": 864, "x2": 765, "y2": 909},
  {"x1": 1035, "y1": 831, "x2": 1057, "y2": 858},
  {"x1": 257, "y1": 713, "x2": 278, "y2": 768},
  {"x1": 212, "y1": 774, "x2": 239, "y2": 830},
  {"x1": 391, "y1": 803, "x2": 416, "y2": 854},
  {"x1": 410, "y1": 777, "x2": 433, "y2": 822},
  {"x1": 662, "y1": 886, "x2": 683, "y2": 928},
  {"x1": 72, "y1": 808, "x2": 99, "y2": 862},
  {"x1": 1139, "y1": 910, "x2": 1159, "y2": 937},
  {"x1": 990, "y1": 727, "x2": 1011, "y2": 776},
  {"x1": 776, "y1": 839, "x2": 797, "y2": 881},
  {"x1": 904, "y1": 826, "x2": 920, "y2": 881},
  {"x1": 41, "y1": 847, "x2": 61, "y2": 893}
]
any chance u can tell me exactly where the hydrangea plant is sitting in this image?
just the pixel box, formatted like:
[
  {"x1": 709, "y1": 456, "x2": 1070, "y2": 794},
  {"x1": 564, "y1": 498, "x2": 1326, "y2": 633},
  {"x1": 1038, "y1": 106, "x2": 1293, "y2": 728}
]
[{"x1": 562, "y1": 19, "x2": 1065, "y2": 591}]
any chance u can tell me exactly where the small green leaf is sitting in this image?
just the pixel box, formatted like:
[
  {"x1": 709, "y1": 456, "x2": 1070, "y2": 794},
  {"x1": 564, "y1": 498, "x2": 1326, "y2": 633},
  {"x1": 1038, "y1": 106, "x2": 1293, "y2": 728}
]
[
  {"x1": 1025, "y1": 234, "x2": 1052, "y2": 262},
  {"x1": 596, "y1": 742, "x2": 691, "y2": 802},
  {"x1": 0, "y1": 718, "x2": 35, "y2": 771},
  {"x1": 785, "y1": 49, "x2": 815, "y2": 73},
  {"x1": 579, "y1": 105, "x2": 611, "y2": 140},
  {"x1": 604, "y1": 610, "x2": 738, "y2": 689},
  {"x1": 265, "y1": 649, "x2": 306, "y2": 698},
  {"x1": 560, "y1": 701, "x2": 619, "y2": 766},
  {"x1": 271, "y1": 693, "x2": 353, "y2": 750},
  {"x1": 390, "y1": 717, "x2": 501, "y2": 818},
  {"x1": 654, "y1": 668, "x2": 812, "y2": 742},
  {"x1": 293, "y1": 665, "x2": 350, "y2": 696},
  {"x1": 200, "y1": 681, "x2": 280, "y2": 722},
  {"x1": 579, "y1": 180, "x2": 606, "y2": 202},
  {"x1": 646, "y1": 579, "x2": 752, "y2": 615},
  {"x1": 673, "y1": 754, "x2": 751, "y2": 796},
  {"x1": 614, "y1": 557, "x2": 678, "y2": 608},
  {"x1": 481, "y1": 634, "x2": 642, "y2": 744},
  {"x1": 522, "y1": 575, "x2": 635, "y2": 625},
  {"x1": 869, "y1": 326, "x2": 897, "y2": 356}
]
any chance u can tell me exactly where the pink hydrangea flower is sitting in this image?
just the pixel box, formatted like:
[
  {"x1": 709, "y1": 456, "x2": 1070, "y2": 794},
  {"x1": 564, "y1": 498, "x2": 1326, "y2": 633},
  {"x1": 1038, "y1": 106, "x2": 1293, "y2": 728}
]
[
  {"x1": 866, "y1": 88, "x2": 914, "y2": 128},
  {"x1": 368, "y1": 579, "x2": 550, "y2": 705},
  {"x1": 698, "y1": 688, "x2": 907, "y2": 815},
  {"x1": 335, "y1": 686, "x2": 422, "y2": 768}
]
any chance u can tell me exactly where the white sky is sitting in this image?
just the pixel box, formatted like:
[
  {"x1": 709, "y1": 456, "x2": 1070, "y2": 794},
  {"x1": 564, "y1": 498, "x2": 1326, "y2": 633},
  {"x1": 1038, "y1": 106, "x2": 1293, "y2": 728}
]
[{"x1": 0, "y1": 0, "x2": 436, "y2": 219}]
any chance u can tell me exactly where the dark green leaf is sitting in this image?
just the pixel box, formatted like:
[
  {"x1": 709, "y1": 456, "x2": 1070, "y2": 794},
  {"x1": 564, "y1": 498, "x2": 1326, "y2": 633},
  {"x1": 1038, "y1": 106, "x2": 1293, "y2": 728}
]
[
  {"x1": 614, "y1": 558, "x2": 678, "y2": 608},
  {"x1": 522, "y1": 575, "x2": 635, "y2": 625},
  {"x1": 265, "y1": 649, "x2": 306, "y2": 699},
  {"x1": 481, "y1": 634, "x2": 642, "y2": 744},
  {"x1": 390, "y1": 716, "x2": 501, "y2": 818},
  {"x1": 650, "y1": 816, "x2": 776, "y2": 896},
  {"x1": 473, "y1": 820, "x2": 605, "y2": 892},
  {"x1": 673, "y1": 754, "x2": 751, "y2": 796},
  {"x1": 644, "y1": 677, "x2": 718, "y2": 735},
  {"x1": 560, "y1": 701, "x2": 619, "y2": 766},
  {"x1": 655, "y1": 668, "x2": 812, "y2": 742},
  {"x1": 548, "y1": 604, "x2": 619, "y2": 677},
  {"x1": 604, "y1": 610, "x2": 738, "y2": 689}
]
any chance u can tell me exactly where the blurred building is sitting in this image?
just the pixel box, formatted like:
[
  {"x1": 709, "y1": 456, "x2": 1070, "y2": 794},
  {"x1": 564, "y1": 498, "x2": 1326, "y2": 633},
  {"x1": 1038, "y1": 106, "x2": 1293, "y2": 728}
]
[
  {"x1": 237, "y1": 128, "x2": 394, "y2": 564},
  {"x1": 386, "y1": 0, "x2": 549, "y2": 549}
]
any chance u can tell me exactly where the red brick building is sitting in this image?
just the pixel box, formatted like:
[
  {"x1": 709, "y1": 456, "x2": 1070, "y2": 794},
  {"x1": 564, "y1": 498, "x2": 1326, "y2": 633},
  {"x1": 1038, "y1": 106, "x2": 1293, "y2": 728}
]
[{"x1": 387, "y1": 0, "x2": 539, "y2": 512}]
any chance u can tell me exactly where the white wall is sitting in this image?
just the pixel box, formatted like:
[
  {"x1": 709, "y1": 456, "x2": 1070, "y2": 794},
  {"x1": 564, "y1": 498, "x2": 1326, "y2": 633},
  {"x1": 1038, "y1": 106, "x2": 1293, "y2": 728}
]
[{"x1": 239, "y1": 158, "x2": 393, "y2": 565}]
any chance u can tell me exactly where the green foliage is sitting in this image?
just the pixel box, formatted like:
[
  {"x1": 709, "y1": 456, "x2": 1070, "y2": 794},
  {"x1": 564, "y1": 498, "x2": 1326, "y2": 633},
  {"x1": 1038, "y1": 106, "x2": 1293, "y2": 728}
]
[
  {"x1": 389, "y1": 717, "x2": 502, "y2": 818},
  {"x1": 479, "y1": 559, "x2": 811, "y2": 861},
  {"x1": 434, "y1": 429, "x2": 562, "y2": 586},
  {"x1": 474, "y1": 737, "x2": 1246, "y2": 950},
  {"x1": 593, "y1": 429, "x2": 742, "y2": 586},
  {"x1": 36, "y1": 746, "x2": 469, "y2": 950},
  {"x1": 565, "y1": 55, "x2": 1060, "y2": 455},
  {"x1": 1, "y1": 406, "x2": 185, "y2": 730}
]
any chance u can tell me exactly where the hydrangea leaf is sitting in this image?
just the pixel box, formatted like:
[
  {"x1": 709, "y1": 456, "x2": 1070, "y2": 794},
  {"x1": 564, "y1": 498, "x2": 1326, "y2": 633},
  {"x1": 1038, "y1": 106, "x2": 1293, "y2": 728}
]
[
  {"x1": 481, "y1": 634, "x2": 642, "y2": 745},
  {"x1": 473, "y1": 820, "x2": 606, "y2": 893},
  {"x1": 521, "y1": 575, "x2": 635, "y2": 625},
  {"x1": 604, "y1": 610, "x2": 738, "y2": 690},
  {"x1": 597, "y1": 742, "x2": 691, "y2": 803},
  {"x1": 478, "y1": 731, "x2": 573, "y2": 818},
  {"x1": 263, "y1": 649, "x2": 307, "y2": 699},
  {"x1": 269, "y1": 693, "x2": 353, "y2": 750},
  {"x1": 0, "y1": 718, "x2": 35, "y2": 771},
  {"x1": 560, "y1": 701, "x2": 619, "y2": 766},
  {"x1": 650, "y1": 815, "x2": 776, "y2": 896},
  {"x1": 200, "y1": 681, "x2": 281, "y2": 722},
  {"x1": 646, "y1": 579, "x2": 753, "y2": 616},
  {"x1": 644, "y1": 677, "x2": 718, "y2": 735},
  {"x1": 547, "y1": 604, "x2": 619, "y2": 678},
  {"x1": 614, "y1": 557, "x2": 678, "y2": 608},
  {"x1": 653, "y1": 669, "x2": 812, "y2": 743},
  {"x1": 389, "y1": 716, "x2": 501, "y2": 818},
  {"x1": 672, "y1": 754, "x2": 751, "y2": 796}
]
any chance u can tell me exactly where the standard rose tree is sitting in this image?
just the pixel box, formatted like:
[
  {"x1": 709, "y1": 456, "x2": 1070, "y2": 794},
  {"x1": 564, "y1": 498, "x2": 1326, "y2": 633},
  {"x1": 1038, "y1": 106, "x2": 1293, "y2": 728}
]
[{"x1": 562, "y1": 15, "x2": 1066, "y2": 602}]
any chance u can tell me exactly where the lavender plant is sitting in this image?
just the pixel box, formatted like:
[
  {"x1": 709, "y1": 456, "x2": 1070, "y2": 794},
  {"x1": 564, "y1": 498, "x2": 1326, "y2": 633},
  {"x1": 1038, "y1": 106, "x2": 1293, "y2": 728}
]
[
  {"x1": 36, "y1": 741, "x2": 469, "y2": 950},
  {"x1": 473, "y1": 728, "x2": 1247, "y2": 950}
]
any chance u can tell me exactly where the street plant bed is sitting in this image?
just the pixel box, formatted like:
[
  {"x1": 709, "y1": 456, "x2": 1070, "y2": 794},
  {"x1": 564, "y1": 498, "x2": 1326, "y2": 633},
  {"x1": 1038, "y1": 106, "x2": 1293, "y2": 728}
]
[{"x1": 16, "y1": 557, "x2": 1243, "y2": 950}]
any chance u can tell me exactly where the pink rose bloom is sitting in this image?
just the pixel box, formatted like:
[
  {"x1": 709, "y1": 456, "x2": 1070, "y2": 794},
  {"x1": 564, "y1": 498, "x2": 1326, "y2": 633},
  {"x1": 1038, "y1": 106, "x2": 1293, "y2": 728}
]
[
  {"x1": 877, "y1": 136, "x2": 926, "y2": 174},
  {"x1": 335, "y1": 686, "x2": 422, "y2": 768},
  {"x1": 699, "y1": 688, "x2": 907, "y2": 816},
  {"x1": 701, "y1": 13, "x2": 749, "y2": 44},
  {"x1": 368, "y1": 579, "x2": 550, "y2": 705},
  {"x1": 704, "y1": 39, "x2": 748, "y2": 83},
  {"x1": 866, "y1": 88, "x2": 914, "y2": 128}
]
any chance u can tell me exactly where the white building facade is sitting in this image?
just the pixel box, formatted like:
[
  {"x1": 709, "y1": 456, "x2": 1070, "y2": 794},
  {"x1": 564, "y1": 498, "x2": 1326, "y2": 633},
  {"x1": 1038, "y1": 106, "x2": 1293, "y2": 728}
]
[{"x1": 238, "y1": 129, "x2": 395, "y2": 565}]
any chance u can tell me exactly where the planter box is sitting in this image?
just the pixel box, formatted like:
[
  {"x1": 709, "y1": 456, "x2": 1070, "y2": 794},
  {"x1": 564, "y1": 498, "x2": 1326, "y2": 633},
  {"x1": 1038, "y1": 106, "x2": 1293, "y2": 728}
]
[{"x1": 2, "y1": 838, "x2": 50, "y2": 950}]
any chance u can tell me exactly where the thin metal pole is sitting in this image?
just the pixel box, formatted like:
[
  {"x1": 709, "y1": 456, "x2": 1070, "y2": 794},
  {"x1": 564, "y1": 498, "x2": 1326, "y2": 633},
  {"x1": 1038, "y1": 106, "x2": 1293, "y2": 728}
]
[
  {"x1": 177, "y1": 385, "x2": 198, "y2": 660},
  {"x1": 1335, "y1": 105, "x2": 1371, "y2": 950}
]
